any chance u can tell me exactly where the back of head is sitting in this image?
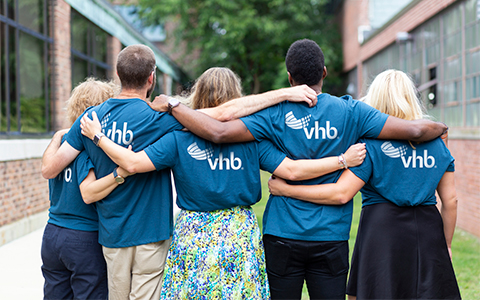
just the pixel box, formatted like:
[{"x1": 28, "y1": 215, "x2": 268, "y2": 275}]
[
  {"x1": 363, "y1": 69, "x2": 425, "y2": 120},
  {"x1": 285, "y1": 39, "x2": 325, "y2": 86},
  {"x1": 116, "y1": 44, "x2": 156, "y2": 90},
  {"x1": 189, "y1": 67, "x2": 243, "y2": 110},
  {"x1": 66, "y1": 77, "x2": 119, "y2": 125}
]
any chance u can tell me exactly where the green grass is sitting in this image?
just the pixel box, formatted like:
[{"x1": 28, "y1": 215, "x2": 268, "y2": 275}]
[{"x1": 253, "y1": 171, "x2": 480, "y2": 299}]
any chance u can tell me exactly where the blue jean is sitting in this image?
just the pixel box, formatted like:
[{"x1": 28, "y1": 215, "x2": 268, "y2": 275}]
[
  {"x1": 41, "y1": 223, "x2": 108, "y2": 300},
  {"x1": 263, "y1": 234, "x2": 349, "y2": 300}
]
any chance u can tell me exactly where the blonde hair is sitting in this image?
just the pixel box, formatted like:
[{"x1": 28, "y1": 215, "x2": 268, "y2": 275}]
[
  {"x1": 363, "y1": 69, "x2": 426, "y2": 120},
  {"x1": 187, "y1": 67, "x2": 243, "y2": 110},
  {"x1": 66, "y1": 78, "x2": 120, "y2": 125}
]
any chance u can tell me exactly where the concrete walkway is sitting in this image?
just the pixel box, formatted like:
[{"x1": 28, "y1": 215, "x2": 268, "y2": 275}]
[{"x1": 0, "y1": 227, "x2": 44, "y2": 299}]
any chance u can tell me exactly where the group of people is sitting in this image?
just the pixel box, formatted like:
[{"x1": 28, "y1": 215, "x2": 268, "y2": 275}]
[{"x1": 41, "y1": 38, "x2": 460, "y2": 300}]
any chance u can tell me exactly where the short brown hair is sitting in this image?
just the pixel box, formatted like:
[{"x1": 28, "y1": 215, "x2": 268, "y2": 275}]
[
  {"x1": 116, "y1": 44, "x2": 156, "y2": 90},
  {"x1": 188, "y1": 67, "x2": 243, "y2": 110},
  {"x1": 66, "y1": 77, "x2": 120, "y2": 125}
]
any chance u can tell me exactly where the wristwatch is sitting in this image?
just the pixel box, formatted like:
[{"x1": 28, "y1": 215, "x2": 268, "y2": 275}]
[
  {"x1": 167, "y1": 97, "x2": 180, "y2": 114},
  {"x1": 112, "y1": 167, "x2": 125, "y2": 184},
  {"x1": 93, "y1": 132, "x2": 105, "y2": 146}
]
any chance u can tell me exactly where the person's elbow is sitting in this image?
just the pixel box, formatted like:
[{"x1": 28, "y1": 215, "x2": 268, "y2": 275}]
[
  {"x1": 41, "y1": 164, "x2": 58, "y2": 179},
  {"x1": 80, "y1": 189, "x2": 97, "y2": 205},
  {"x1": 334, "y1": 190, "x2": 354, "y2": 205}
]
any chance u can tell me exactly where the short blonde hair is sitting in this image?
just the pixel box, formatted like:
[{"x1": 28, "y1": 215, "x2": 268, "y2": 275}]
[
  {"x1": 66, "y1": 78, "x2": 120, "y2": 125},
  {"x1": 363, "y1": 69, "x2": 426, "y2": 120},
  {"x1": 188, "y1": 67, "x2": 243, "y2": 110}
]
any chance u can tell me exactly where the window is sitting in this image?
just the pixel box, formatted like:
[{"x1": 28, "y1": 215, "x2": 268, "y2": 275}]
[
  {"x1": 0, "y1": 0, "x2": 52, "y2": 134},
  {"x1": 71, "y1": 10, "x2": 111, "y2": 87}
]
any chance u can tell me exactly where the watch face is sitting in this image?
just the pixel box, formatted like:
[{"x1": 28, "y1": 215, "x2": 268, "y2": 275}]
[{"x1": 115, "y1": 176, "x2": 125, "y2": 184}]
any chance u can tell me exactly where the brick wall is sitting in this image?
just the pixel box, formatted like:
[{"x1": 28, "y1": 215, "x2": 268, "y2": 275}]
[
  {"x1": 51, "y1": 0, "x2": 71, "y2": 131},
  {"x1": 448, "y1": 140, "x2": 480, "y2": 238},
  {"x1": 0, "y1": 159, "x2": 49, "y2": 227}
]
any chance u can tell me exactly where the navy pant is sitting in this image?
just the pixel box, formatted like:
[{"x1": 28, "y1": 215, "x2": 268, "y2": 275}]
[
  {"x1": 41, "y1": 223, "x2": 108, "y2": 300},
  {"x1": 263, "y1": 234, "x2": 348, "y2": 300}
]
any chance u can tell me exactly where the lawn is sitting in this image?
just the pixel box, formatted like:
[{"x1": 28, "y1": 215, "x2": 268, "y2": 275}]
[{"x1": 253, "y1": 171, "x2": 480, "y2": 299}]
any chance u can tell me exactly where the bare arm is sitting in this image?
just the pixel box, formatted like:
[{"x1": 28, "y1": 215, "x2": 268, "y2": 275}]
[
  {"x1": 42, "y1": 130, "x2": 81, "y2": 179},
  {"x1": 436, "y1": 171, "x2": 457, "y2": 258},
  {"x1": 268, "y1": 170, "x2": 366, "y2": 205},
  {"x1": 170, "y1": 104, "x2": 255, "y2": 143},
  {"x1": 79, "y1": 167, "x2": 132, "y2": 204},
  {"x1": 272, "y1": 143, "x2": 366, "y2": 181},
  {"x1": 80, "y1": 112, "x2": 156, "y2": 174},
  {"x1": 198, "y1": 85, "x2": 317, "y2": 121},
  {"x1": 377, "y1": 116, "x2": 448, "y2": 142}
]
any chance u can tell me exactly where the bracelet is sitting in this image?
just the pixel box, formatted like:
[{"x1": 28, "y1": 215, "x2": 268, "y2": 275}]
[{"x1": 338, "y1": 154, "x2": 348, "y2": 169}]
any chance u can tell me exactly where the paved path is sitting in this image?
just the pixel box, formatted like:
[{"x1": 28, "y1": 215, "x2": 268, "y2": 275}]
[{"x1": 0, "y1": 227, "x2": 44, "y2": 299}]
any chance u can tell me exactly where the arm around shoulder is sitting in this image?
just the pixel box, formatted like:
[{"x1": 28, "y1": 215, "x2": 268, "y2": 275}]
[
  {"x1": 377, "y1": 116, "x2": 448, "y2": 142},
  {"x1": 42, "y1": 134, "x2": 80, "y2": 179}
]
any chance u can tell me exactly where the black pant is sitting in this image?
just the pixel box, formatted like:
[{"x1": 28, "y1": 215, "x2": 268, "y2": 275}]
[{"x1": 263, "y1": 234, "x2": 348, "y2": 300}]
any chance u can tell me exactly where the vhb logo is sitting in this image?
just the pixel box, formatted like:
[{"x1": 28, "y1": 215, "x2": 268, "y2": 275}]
[
  {"x1": 381, "y1": 141, "x2": 435, "y2": 168},
  {"x1": 187, "y1": 142, "x2": 242, "y2": 170},
  {"x1": 101, "y1": 114, "x2": 134, "y2": 145},
  {"x1": 285, "y1": 111, "x2": 338, "y2": 139}
]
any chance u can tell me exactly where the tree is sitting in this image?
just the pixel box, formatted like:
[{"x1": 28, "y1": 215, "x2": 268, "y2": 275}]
[{"x1": 137, "y1": 0, "x2": 343, "y2": 94}]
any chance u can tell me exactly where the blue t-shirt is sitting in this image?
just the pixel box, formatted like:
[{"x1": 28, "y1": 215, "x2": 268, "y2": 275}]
[
  {"x1": 349, "y1": 137, "x2": 455, "y2": 207},
  {"x1": 241, "y1": 93, "x2": 389, "y2": 241},
  {"x1": 144, "y1": 131, "x2": 286, "y2": 211},
  {"x1": 48, "y1": 147, "x2": 98, "y2": 232},
  {"x1": 66, "y1": 98, "x2": 183, "y2": 248}
]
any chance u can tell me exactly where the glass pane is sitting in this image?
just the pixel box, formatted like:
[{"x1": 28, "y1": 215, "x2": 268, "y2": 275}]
[
  {"x1": 444, "y1": 58, "x2": 461, "y2": 81},
  {"x1": 444, "y1": 32, "x2": 461, "y2": 57},
  {"x1": 426, "y1": 43, "x2": 439, "y2": 65},
  {"x1": 72, "y1": 57, "x2": 88, "y2": 87},
  {"x1": 465, "y1": 0, "x2": 478, "y2": 24},
  {"x1": 0, "y1": 22, "x2": 4, "y2": 131},
  {"x1": 19, "y1": 32, "x2": 46, "y2": 133},
  {"x1": 18, "y1": 0, "x2": 44, "y2": 33},
  {"x1": 467, "y1": 76, "x2": 480, "y2": 101},
  {"x1": 95, "y1": 66, "x2": 107, "y2": 80},
  {"x1": 443, "y1": 81, "x2": 462, "y2": 103},
  {"x1": 423, "y1": 19, "x2": 440, "y2": 45},
  {"x1": 93, "y1": 27, "x2": 107, "y2": 62},
  {"x1": 466, "y1": 102, "x2": 480, "y2": 126},
  {"x1": 6, "y1": 0, "x2": 13, "y2": 20},
  {"x1": 7, "y1": 26, "x2": 17, "y2": 131},
  {"x1": 71, "y1": 11, "x2": 89, "y2": 54},
  {"x1": 443, "y1": 6, "x2": 461, "y2": 35},
  {"x1": 0, "y1": 0, "x2": 4, "y2": 16},
  {"x1": 444, "y1": 105, "x2": 462, "y2": 127},
  {"x1": 466, "y1": 50, "x2": 480, "y2": 75}
]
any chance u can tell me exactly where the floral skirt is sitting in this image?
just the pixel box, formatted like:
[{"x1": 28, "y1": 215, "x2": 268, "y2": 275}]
[{"x1": 160, "y1": 206, "x2": 270, "y2": 300}]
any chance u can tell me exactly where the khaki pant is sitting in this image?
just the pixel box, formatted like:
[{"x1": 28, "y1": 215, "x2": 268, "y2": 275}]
[{"x1": 102, "y1": 238, "x2": 171, "y2": 300}]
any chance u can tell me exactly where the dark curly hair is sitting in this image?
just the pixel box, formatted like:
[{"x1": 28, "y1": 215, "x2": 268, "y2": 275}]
[{"x1": 285, "y1": 39, "x2": 325, "y2": 86}]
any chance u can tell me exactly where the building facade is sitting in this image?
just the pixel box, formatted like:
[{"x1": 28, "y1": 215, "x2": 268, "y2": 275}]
[
  {"x1": 340, "y1": 0, "x2": 480, "y2": 238},
  {"x1": 0, "y1": 0, "x2": 187, "y2": 245}
]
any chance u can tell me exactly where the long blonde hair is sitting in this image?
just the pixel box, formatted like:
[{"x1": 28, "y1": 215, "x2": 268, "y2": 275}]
[
  {"x1": 66, "y1": 78, "x2": 120, "y2": 125},
  {"x1": 187, "y1": 67, "x2": 243, "y2": 110},
  {"x1": 363, "y1": 69, "x2": 426, "y2": 120}
]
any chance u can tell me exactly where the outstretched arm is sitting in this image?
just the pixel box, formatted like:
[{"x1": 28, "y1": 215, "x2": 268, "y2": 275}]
[
  {"x1": 378, "y1": 116, "x2": 448, "y2": 142},
  {"x1": 272, "y1": 143, "x2": 366, "y2": 181},
  {"x1": 80, "y1": 112, "x2": 156, "y2": 174},
  {"x1": 198, "y1": 85, "x2": 317, "y2": 121},
  {"x1": 80, "y1": 166, "x2": 132, "y2": 204},
  {"x1": 268, "y1": 170, "x2": 365, "y2": 205},
  {"x1": 42, "y1": 129, "x2": 81, "y2": 179},
  {"x1": 163, "y1": 103, "x2": 255, "y2": 143},
  {"x1": 436, "y1": 171, "x2": 457, "y2": 258}
]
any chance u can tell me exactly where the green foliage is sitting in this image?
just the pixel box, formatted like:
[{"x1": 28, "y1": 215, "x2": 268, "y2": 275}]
[{"x1": 137, "y1": 0, "x2": 343, "y2": 94}]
